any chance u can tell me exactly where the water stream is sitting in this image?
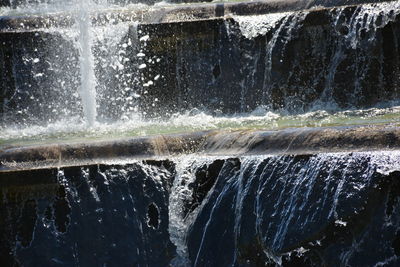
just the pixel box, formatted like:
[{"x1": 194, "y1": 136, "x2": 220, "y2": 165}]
[
  {"x1": 1, "y1": 1, "x2": 400, "y2": 265},
  {"x1": 2, "y1": 151, "x2": 400, "y2": 265},
  {"x1": 76, "y1": 0, "x2": 98, "y2": 126},
  {"x1": 1, "y1": 0, "x2": 399, "y2": 147}
]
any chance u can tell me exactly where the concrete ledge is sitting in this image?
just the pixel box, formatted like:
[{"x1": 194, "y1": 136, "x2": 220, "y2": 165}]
[
  {"x1": 0, "y1": 0, "x2": 396, "y2": 32},
  {"x1": 1, "y1": 124, "x2": 400, "y2": 171}
]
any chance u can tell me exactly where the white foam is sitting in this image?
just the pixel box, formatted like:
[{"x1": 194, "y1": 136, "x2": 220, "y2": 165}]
[
  {"x1": 232, "y1": 12, "x2": 290, "y2": 39},
  {"x1": 2, "y1": 106, "x2": 400, "y2": 146}
]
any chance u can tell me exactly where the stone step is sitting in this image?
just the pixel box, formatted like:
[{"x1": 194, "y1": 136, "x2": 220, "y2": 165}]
[
  {"x1": 0, "y1": 0, "x2": 396, "y2": 31},
  {"x1": 2, "y1": 124, "x2": 400, "y2": 171}
]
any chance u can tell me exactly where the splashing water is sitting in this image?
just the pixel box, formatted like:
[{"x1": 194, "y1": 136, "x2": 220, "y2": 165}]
[
  {"x1": 2, "y1": 2, "x2": 400, "y2": 266},
  {"x1": 2, "y1": 105, "x2": 400, "y2": 148},
  {"x1": 168, "y1": 157, "x2": 198, "y2": 266},
  {"x1": 0, "y1": 0, "x2": 400, "y2": 146},
  {"x1": 76, "y1": 0, "x2": 98, "y2": 126}
]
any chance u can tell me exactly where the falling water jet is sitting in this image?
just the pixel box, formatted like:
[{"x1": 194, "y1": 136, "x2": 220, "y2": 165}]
[{"x1": 76, "y1": 0, "x2": 97, "y2": 127}]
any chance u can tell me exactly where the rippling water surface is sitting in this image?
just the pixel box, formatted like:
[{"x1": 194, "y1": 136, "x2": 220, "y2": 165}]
[{"x1": 2, "y1": 105, "x2": 400, "y2": 148}]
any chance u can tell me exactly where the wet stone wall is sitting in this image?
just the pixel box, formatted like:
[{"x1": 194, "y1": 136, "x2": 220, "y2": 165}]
[
  {"x1": 139, "y1": 4, "x2": 400, "y2": 116},
  {"x1": 1, "y1": 2, "x2": 400, "y2": 126},
  {"x1": 0, "y1": 161, "x2": 176, "y2": 266},
  {"x1": 0, "y1": 31, "x2": 82, "y2": 126},
  {"x1": 182, "y1": 154, "x2": 400, "y2": 266},
  {"x1": 2, "y1": 152, "x2": 400, "y2": 266}
]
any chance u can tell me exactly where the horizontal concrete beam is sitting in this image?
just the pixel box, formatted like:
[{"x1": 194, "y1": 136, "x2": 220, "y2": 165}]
[
  {"x1": 1, "y1": 124, "x2": 400, "y2": 171},
  {"x1": 0, "y1": 0, "x2": 395, "y2": 32}
]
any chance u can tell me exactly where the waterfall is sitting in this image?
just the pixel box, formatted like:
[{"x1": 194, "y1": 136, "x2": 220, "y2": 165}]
[
  {"x1": 1, "y1": 0, "x2": 400, "y2": 138},
  {"x1": 228, "y1": 0, "x2": 400, "y2": 113},
  {"x1": 3, "y1": 152, "x2": 400, "y2": 265},
  {"x1": 168, "y1": 157, "x2": 198, "y2": 266},
  {"x1": 2, "y1": 0, "x2": 400, "y2": 266},
  {"x1": 317, "y1": 0, "x2": 400, "y2": 109},
  {"x1": 167, "y1": 152, "x2": 400, "y2": 266}
]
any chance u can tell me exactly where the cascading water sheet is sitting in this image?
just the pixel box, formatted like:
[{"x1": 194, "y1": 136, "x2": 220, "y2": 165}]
[
  {"x1": 230, "y1": 0, "x2": 400, "y2": 112},
  {"x1": 167, "y1": 152, "x2": 400, "y2": 266},
  {"x1": 2, "y1": 152, "x2": 400, "y2": 265}
]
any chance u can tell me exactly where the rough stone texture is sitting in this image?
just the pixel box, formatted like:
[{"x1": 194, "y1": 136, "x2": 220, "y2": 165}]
[{"x1": 0, "y1": 161, "x2": 176, "y2": 266}]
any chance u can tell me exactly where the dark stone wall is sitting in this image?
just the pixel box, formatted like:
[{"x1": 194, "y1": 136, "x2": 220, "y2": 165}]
[
  {"x1": 0, "y1": 161, "x2": 176, "y2": 266},
  {"x1": 0, "y1": 31, "x2": 81, "y2": 127},
  {"x1": 139, "y1": 6, "x2": 400, "y2": 116},
  {"x1": 183, "y1": 154, "x2": 400, "y2": 266},
  {"x1": 138, "y1": 19, "x2": 234, "y2": 117},
  {"x1": 2, "y1": 153, "x2": 400, "y2": 266}
]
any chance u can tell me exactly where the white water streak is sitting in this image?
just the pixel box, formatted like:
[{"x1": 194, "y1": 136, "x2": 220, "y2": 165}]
[
  {"x1": 76, "y1": 0, "x2": 97, "y2": 126},
  {"x1": 233, "y1": 12, "x2": 289, "y2": 39},
  {"x1": 168, "y1": 157, "x2": 198, "y2": 267}
]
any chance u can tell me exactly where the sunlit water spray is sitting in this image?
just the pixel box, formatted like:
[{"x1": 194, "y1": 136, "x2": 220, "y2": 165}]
[
  {"x1": 1, "y1": 0, "x2": 400, "y2": 146},
  {"x1": 76, "y1": 0, "x2": 98, "y2": 127}
]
